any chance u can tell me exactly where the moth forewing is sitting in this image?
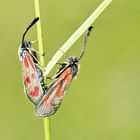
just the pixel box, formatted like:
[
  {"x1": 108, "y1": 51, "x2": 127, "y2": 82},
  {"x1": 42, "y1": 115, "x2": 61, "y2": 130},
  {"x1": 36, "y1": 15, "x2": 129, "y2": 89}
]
[
  {"x1": 18, "y1": 18, "x2": 47, "y2": 105},
  {"x1": 35, "y1": 63, "x2": 78, "y2": 117},
  {"x1": 22, "y1": 52, "x2": 44, "y2": 105}
]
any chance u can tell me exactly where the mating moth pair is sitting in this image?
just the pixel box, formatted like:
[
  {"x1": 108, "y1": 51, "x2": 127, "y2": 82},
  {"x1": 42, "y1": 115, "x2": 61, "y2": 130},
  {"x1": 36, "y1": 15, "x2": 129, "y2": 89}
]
[{"x1": 18, "y1": 17, "x2": 93, "y2": 117}]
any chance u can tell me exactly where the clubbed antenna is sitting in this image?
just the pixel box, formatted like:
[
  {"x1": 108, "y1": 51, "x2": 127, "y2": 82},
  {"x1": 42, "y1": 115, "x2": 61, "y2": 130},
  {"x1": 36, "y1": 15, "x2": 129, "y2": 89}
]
[
  {"x1": 22, "y1": 17, "x2": 39, "y2": 44},
  {"x1": 78, "y1": 26, "x2": 93, "y2": 61}
]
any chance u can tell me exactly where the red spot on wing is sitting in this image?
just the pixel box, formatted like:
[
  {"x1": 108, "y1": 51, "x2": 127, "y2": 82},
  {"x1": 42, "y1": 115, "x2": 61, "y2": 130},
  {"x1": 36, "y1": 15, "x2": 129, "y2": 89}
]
[
  {"x1": 34, "y1": 86, "x2": 39, "y2": 95},
  {"x1": 63, "y1": 69, "x2": 71, "y2": 75},
  {"x1": 63, "y1": 74, "x2": 72, "y2": 82},
  {"x1": 33, "y1": 86, "x2": 40, "y2": 97},
  {"x1": 30, "y1": 86, "x2": 39, "y2": 97},
  {"x1": 43, "y1": 95, "x2": 51, "y2": 107},
  {"x1": 25, "y1": 76, "x2": 31, "y2": 85},
  {"x1": 27, "y1": 55, "x2": 35, "y2": 70},
  {"x1": 44, "y1": 95, "x2": 50, "y2": 102},
  {"x1": 55, "y1": 74, "x2": 72, "y2": 97},
  {"x1": 30, "y1": 90, "x2": 34, "y2": 96},
  {"x1": 55, "y1": 89, "x2": 64, "y2": 97},
  {"x1": 24, "y1": 57, "x2": 29, "y2": 68},
  {"x1": 54, "y1": 69, "x2": 72, "y2": 97},
  {"x1": 53, "y1": 82, "x2": 61, "y2": 90},
  {"x1": 31, "y1": 73, "x2": 36, "y2": 79},
  {"x1": 59, "y1": 69, "x2": 71, "y2": 79}
]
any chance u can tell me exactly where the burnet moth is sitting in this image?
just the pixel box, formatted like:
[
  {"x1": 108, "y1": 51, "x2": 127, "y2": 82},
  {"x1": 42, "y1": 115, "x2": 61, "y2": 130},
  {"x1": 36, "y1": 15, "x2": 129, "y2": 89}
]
[
  {"x1": 18, "y1": 17, "x2": 47, "y2": 105},
  {"x1": 35, "y1": 26, "x2": 93, "y2": 117}
]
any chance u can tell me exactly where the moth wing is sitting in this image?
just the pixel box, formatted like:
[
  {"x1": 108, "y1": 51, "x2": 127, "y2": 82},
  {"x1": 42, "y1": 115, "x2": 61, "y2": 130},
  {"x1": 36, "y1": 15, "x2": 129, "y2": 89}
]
[
  {"x1": 35, "y1": 68, "x2": 73, "y2": 117},
  {"x1": 22, "y1": 53, "x2": 44, "y2": 105}
]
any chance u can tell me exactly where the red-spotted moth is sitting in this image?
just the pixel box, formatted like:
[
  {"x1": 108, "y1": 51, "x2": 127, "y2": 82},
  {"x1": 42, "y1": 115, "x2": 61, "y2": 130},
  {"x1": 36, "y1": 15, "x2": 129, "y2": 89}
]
[
  {"x1": 18, "y1": 17, "x2": 47, "y2": 105},
  {"x1": 35, "y1": 26, "x2": 93, "y2": 117}
]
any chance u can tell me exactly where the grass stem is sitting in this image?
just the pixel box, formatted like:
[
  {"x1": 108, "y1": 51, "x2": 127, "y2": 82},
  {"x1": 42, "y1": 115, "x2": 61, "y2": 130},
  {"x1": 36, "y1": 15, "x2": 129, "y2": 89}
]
[{"x1": 34, "y1": 0, "x2": 51, "y2": 140}]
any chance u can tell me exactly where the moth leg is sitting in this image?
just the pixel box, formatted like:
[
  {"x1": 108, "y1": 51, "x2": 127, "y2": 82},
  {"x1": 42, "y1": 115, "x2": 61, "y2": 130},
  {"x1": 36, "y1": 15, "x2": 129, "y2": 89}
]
[
  {"x1": 31, "y1": 47, "x2": 45, "y2": 56},
  {"x1": 35, "y1": 63, "x2": 46, "y2": 71},
  {"x1": 27, "y1": 42, "x2": 45, "y2": 57},
  {"x1": 46, "y1": 76, "x2": 55, "y2": 80},
  {"x1": 44, "y1": 84, "x2": 49, "y2": 91},
  {"x1": 30, "y1": 39, "x2": 38, "y2": 44},
  {"x1": 29, "y1": 52, "x2": 45, "y2": 69},
  {"x1": 56, "y1": 62, "x2": 63, "y2": 65},
  {"x1": 34, "y1": 50, "x2": 45, "y2": 56},
  {"x1": 58, "y1": 49, "x2": 70, "y2": 60}
]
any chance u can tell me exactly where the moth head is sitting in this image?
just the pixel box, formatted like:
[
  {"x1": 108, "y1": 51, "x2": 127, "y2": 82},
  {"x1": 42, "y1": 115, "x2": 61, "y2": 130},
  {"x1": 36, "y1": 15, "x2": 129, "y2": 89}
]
[
  {"x1": 18, "y1": 41, "x2": 32, "y2": 61},
  {"x1": 22, "y1": 41, "x2": 32, "y2": 49},
  {"x1": 69, "y1": 56, "x2": 79, "y2": 64}
]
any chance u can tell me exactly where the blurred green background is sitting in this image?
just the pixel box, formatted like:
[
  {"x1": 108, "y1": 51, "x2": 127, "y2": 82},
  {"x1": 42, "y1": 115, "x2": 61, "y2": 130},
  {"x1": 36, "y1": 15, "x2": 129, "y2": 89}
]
[{"x1": 0, "y1": 0, "x2": 140, "y2": 140}]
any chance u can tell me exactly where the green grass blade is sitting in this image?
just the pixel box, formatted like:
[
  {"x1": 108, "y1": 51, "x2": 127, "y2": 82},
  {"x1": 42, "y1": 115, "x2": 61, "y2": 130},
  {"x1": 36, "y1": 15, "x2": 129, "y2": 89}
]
[
  {"x1": 34, "y1": 0, "x2": 45, "y2": 65},
  {"x1": 44, "y1": 0, "x2": 112, "y2": 77},
  {"x1": 34, "y1": 0, "x2": 51, "y2": 140}
]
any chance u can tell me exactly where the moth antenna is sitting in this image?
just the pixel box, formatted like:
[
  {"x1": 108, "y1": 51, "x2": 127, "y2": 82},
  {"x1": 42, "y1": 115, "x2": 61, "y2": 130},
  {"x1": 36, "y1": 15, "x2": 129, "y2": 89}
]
[
  {"x1": 29, "y1": 46, "x2": 45, "y2": 56},
  {"x1": 78, "y1": 26, "x2": 93, "y2": 61},
  {"x1": 22, "y1": 17, "x2": 39, "y2": 44}
]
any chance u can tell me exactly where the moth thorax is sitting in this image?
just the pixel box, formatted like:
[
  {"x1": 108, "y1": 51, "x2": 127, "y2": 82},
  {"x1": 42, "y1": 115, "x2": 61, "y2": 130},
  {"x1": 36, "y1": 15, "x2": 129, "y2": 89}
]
[
  {"x1": 72, "y1": 63, "x2": 80, "y2": 80},
  {"x1": 71, "y1": 63, "x2": 79, "y2": 78},
  {"x1": 69, "y1": 56, "x2": 79, "y2": 64},
  {"x1": 21, "y1": 41, "x2": 32, "y2": 52}
]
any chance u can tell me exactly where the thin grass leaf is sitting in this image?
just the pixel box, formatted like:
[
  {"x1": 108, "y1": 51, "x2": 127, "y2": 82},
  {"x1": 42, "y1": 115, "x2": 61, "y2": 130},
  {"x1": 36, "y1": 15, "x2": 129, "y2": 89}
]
[
  {"x1": 34, "y1": 0, "x2": 51, "y2": 140},
  {"x1": 44, "y1": 0, "x2": 112, "y2": 77}
]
